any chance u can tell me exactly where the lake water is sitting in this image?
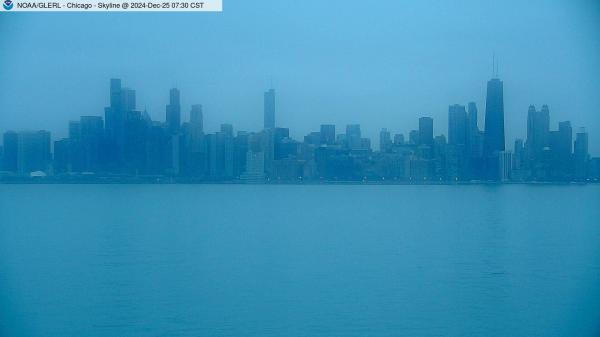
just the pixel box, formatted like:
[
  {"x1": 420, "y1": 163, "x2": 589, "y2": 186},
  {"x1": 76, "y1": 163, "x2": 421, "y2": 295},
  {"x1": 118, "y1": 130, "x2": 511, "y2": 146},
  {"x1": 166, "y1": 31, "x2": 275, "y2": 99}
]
[{"x1": 0, "y1": 184, "x2": 599, "y2": 337}]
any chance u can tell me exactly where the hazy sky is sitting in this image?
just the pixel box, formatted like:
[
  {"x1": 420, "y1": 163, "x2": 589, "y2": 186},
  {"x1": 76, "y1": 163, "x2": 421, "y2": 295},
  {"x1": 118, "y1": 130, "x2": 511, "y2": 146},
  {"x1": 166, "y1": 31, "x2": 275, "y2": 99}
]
[{"x1": 1, "y1": 0, "x2": 599, "y2": 154}]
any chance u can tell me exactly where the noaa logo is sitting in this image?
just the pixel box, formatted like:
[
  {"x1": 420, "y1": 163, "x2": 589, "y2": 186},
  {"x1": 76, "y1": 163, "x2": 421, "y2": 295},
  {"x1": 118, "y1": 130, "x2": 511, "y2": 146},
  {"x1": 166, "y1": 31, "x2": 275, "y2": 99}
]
[{"x1": 3, "y1": 0, "x2": 13, "y2": 10}]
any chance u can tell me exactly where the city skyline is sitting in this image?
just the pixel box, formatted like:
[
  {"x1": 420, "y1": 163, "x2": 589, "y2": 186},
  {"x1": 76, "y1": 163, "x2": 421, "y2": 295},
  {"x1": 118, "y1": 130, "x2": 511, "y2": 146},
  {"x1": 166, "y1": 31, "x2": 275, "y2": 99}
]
[
  {"x1": 0, "y1": 75, "x2": 597, "y2": 182},
  {"x1": 1, "y1": 74, "x2": 596, "y2": 157},
  {"x1": 0, "y1": 74, "x2": 596, "y2": 156}
]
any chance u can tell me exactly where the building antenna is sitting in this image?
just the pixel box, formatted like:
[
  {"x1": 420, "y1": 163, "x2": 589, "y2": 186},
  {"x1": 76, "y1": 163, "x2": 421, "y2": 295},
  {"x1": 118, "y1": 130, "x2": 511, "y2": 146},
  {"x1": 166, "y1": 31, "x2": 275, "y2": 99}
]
[
  {"x1": 496, "y1": 57, "x2": 499, "y2": 77},
  {"x1": 492, "y1": 52, "x2": 496, "y2": 78}
]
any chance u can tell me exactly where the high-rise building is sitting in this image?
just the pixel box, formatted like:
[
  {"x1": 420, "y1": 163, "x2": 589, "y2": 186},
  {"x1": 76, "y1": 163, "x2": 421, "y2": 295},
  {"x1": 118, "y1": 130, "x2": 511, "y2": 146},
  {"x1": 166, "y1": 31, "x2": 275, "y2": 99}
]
[
  {"x1": 190, "y1": 104, "x2": 203, "y2": 132},
  {"x1": 80, "y1": 116, "x2": 104, "y2": 172},
  {"x1": 409, "y1": 130, "x2": 419, "y2": 145},
  {"x1": 498, "y1": 151, "x2": 512, "y2": 182},
  {"x1": 109, "y1": 78, "x2": 122, "y2": 110},
  {"x1": 557, "y1": 121, "x2": 573, "y2": 157},
  {"x1": 69, "y1": 121, "x2": 81, "y2": 141},
  {"x1": 103, "y1": 79, "x2": 138, "y2": 171},
  {"x1": 549, "y1": 121, "x2": 573, "y2": 179},
  {"x1": 379, "y1": 128, "x2": 392, "y2": 152},
  {"x1": 448, "y1": 105, "x2": 468, "y2": 179},
  {"x1": 466, "y1": 102, "x2": 479, "y2": 154},
  {"x1": 513, "y1": 139, "x2": 525, "y2": 170},
  {"x1": 120, "y1": 88, "x2": 136, "y2": 112},
  {"x1": 418, "y1": 117, "x2": 433, "y2": 146},
  {"x1": 483, "y1": 78, "x2": 505, "y2": 157},
  {"x1": 166, "y1": 88, "x2": 181, "y2": 134},
  {"x1": 264, "y1": 89, "x2": 275, "y2": 129},
  {"x1": 526, "y1": 104, "x2": 550, "y2": 160},
  {"x1": 241, "y1": 151, "x2": 265, "y2": 182},
  {"x1": 574, "y1": 128, "x2": 589, "y2": 180},
  {"x1": 2, "y1": 131, "x2": 18, "y2": 172},
  {"x1": 105, "y1": 78, "x2": 121, "y2": 139},
  {"x1": 346, "y1": 124, "x2": 362, "y2": 150},
  {"x1": 16, "y1": 131, "x2": 51, "y2": 176},
  {"x1": 320, "y1": 124, "x2": 335, "y2": 145},
  {"x1": 448, "y1": 105, "x2": 467, "y2": 146},
  {"x1": 467, "y1": 102, "x2": 478, "y2": 134},
  {"x1": 220, "y1": 125, "x2": 235, "y2": 178},
  {"x1": 53, "y1": 138, "x2": 70, "y2": 174},
  {"x1": 186, "y1": 104, "x2": 205, "y2": 173}
]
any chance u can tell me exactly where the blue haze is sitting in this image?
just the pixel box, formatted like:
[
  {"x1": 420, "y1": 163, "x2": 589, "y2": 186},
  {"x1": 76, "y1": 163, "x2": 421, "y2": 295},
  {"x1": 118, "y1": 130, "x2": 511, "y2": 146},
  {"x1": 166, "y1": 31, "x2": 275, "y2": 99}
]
[{"x1": 0, "y1": 0, "x2": 599, "y2": 153}]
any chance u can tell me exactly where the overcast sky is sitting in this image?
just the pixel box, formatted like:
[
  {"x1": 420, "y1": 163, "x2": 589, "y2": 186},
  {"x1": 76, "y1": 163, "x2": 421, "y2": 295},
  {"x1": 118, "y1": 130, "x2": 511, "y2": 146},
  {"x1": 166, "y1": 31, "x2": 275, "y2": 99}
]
[{"x1": 1, "y1": 0, "x2": 599, "y2": 154}]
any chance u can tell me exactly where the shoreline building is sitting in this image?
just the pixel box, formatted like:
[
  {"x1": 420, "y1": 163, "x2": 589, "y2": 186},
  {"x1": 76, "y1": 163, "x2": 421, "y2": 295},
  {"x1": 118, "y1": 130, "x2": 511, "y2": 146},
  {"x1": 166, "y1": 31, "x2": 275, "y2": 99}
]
[{"x1": 483, "y1": 77, "x2": 505, "y2": 180}]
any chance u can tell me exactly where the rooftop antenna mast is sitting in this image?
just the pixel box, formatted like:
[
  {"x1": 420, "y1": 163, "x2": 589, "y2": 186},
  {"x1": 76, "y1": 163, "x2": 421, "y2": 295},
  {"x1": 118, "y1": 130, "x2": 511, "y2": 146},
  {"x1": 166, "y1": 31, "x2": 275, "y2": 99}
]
[
  {"x1": 492, "y1": 52, "x2": 496, "y2": 78},
  {"x1": 495, "y1": 56, "x2": 499, "y2": 78}
]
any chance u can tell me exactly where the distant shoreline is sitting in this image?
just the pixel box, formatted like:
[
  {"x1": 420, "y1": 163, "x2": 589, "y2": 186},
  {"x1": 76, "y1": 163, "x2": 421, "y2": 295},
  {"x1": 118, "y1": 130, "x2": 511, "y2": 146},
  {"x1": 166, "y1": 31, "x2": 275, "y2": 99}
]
[{"x1": 0, "y1": 177, "x2": 596, "y2": 186}]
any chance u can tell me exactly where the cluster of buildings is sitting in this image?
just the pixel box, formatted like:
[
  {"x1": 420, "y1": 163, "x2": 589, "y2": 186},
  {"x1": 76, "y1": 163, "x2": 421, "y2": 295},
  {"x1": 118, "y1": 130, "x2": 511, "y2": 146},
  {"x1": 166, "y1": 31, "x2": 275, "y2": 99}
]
[{"x1": 1, "y1": 77, "x2": 598, "y2": 183}]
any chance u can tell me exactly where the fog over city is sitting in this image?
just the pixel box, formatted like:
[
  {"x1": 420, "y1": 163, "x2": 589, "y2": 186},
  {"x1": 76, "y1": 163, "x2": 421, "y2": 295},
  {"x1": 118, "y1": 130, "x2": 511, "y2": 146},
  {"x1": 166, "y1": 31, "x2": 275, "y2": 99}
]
[{"x1": 1, "y1": 0, "x2": 599, "y2": 154}]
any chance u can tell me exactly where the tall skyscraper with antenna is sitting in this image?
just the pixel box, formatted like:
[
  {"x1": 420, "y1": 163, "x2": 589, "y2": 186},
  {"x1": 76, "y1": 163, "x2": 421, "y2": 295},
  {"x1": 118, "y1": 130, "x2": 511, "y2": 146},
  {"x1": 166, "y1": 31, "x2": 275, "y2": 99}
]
[{"x1": 483, "y1": 57, "x2": 505, "y2": 158}]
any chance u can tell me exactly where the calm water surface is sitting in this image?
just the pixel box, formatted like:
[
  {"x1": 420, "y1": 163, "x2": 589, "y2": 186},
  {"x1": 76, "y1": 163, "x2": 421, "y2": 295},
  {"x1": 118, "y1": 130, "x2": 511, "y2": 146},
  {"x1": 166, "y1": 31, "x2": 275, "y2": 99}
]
[{"x1": 0, "y1": 184, "x2": 599, "y2": 337}]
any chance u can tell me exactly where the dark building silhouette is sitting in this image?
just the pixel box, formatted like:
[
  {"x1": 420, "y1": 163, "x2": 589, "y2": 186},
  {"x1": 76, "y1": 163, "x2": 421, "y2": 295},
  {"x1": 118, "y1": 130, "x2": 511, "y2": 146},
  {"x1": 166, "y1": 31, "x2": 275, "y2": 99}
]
[
  {"x1": 448, "y1": 105, "x2": 467, "y2": 146},
  {"x1": 2, "y1": 131, "x2": 18, "y2": 172},
  {"x1": 264, "y1": 89, "x2": 275, "y2": 129},
  {"x1": 482, "y1": 78, "x2": 505, "y2": 180},
  {"x1": 80, "y1": 116, "x2": 104, "y2": 172},
  {"x1": 166, "y1": 88, "x2": 181, "y2": 135},
  {"x1": 16, "y1": 131, "x2": 51, "y2": 176},
  {"x1": 379, "y1": 128, "x2": 392, "y2": 152},
  {"x1": 320, "y1": 124, "x2": 335, "y2": 145},
  {"x1": 346, "y1": 124, "x2": 362, "y2": 150},
  {"x1": 526, "y1": 104, "x2": 550, "y2": 160},
  {"x1": 483, "y1": 78, "x2": 505, "y2": 156},
  {"x1": 53, "y1": 138, "x2": 70, "y2": 174},
  {"x1": 574, "y1": 128, "x2": 589, "y2": 180},
  {"x1": 418, "y1": 117, "x2": 433, "y2": 146},
  {"x1": 394, "y1": 133, "x2": 405, "y2": 145},
  {"x1": 466, "y1": 102, "x2": 483, "y2": 178},
  {"x1": 409, "y1": 130, "x2": 419, "y2": 145},
  {"x1": 190, "y1": 104, "x2": 203, "y2": 132}
]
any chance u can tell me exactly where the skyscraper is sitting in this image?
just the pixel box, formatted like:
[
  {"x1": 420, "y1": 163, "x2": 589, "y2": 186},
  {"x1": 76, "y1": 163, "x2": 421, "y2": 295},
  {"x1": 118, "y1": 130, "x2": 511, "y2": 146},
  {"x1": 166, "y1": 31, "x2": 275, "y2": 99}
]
[
  {"x1": 109, "y1": 78, "x2": 122, "y2": 111},
  {"x1": 264, "y1": 89, "x2": 275, "y2": 129},
  {"x1": 166, "y1": 88, "x2": 181, "y2": 134},
  {"x1": 483, "y1": 78, "x2": 505, "y2": 157},
  {"x1": 80, "y1": 116, "x2": 104, "y2": 172},
  {"x1": 467, "y1": 102, "x2": 478, "y2": 134},
  {"x1": 190, "y1": 104, "x2": 203, "y2": 132},
  {"x1": 409, "y1": 130, "x2": 419, "y2": 145},
  {"x1": 418, "y1": 117, "x2": 433, "y2": 146},
  {"x1": 466, "y1": 102, "x2": 479, "y2": 154},
  {"x1": 2, "y1": 131, "x2": 18, "y2": 172},
  {"x1": 320, "y1": 124, "x2": 335, "y2": 145},
  {"x1": 574, "y1": 128, "x2": 589, "y2": 179},
  {"x1": 346, "y1": 124, "x2": 361, "y2": 150},
  {"x1": 105, "y1": 78, "x2": 122, "y2": 140},
  {"x1": 379, "y1": 128, "x2": 391, "y2": 152},
  {"x1": 16, "y1": 131, "x2": 51, "y2": 176},
  {"x1": 498, "y1": 151, "x2": 512, "y2": 182},
  {"x1": 526, "y1": 104, "x2": 550, "y2": 161},
  {"x1": 448, "y1": 105, "x2": 467, "y2": 146},
  {"x1": 557, "y1": 121, "x2": 573, "y2": 157}
]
